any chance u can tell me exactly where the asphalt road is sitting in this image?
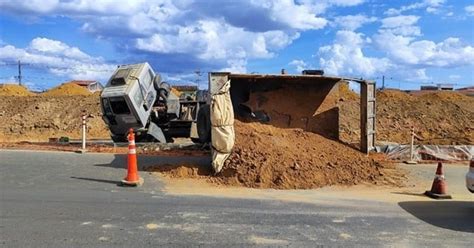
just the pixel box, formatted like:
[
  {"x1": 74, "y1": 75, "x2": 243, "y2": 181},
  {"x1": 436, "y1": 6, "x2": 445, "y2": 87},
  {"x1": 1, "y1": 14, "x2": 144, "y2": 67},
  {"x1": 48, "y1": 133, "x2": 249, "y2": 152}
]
[{"x1": 0, "y1": 150, "x2": 473, "y2": 247}]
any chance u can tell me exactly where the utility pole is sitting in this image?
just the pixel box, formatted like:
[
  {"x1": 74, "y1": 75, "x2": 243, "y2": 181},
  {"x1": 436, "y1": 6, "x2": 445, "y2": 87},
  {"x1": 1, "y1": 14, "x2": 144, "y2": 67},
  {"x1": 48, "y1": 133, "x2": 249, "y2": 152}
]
[
  {"x1": 380, "y1": 75, "x2": 393, "y2": 89},
  {"x1": 17, "y1": 60, "x2": 22, "y2": 86},
  {"x1": 194, "y1": 70, "x2": 202, "y2": 89}
]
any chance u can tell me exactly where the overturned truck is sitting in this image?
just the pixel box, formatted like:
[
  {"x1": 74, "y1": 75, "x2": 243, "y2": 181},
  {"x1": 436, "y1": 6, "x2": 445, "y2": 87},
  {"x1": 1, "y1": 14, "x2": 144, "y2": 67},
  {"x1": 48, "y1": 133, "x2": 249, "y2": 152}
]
[
  {"x1": 100, "y1": 63, "x2": 210, "y2": 143},
  {"x1": 208, "y1": 72, "x2": 376, "y2": 172}
]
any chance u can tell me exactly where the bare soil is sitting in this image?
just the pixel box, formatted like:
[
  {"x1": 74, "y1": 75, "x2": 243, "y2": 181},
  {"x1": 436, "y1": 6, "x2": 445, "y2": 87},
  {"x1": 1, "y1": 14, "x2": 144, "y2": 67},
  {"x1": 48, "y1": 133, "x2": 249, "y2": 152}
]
[
  {"x1": 0, "y1": 95, "x2": 109, "y2": 142},
  {"x1": 150, "y1": 120, "x2": 405, "y2": 189},
  {"x1": 339, "y1": 88, "x2": 474, "y2": 145},
  {"x1": 0, "y1": 84, "x2": 35, "y2": 96}
]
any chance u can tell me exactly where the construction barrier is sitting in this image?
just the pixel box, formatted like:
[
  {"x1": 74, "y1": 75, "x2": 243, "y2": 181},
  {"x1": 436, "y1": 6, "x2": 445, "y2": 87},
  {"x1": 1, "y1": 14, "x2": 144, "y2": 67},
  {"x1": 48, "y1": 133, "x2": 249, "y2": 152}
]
[
  {"x1": 375, "y1": 144, "x2": 473, "y2": 161},
  {"x1": 121, "y1": 129, "x2": 143, "y2": 187}
]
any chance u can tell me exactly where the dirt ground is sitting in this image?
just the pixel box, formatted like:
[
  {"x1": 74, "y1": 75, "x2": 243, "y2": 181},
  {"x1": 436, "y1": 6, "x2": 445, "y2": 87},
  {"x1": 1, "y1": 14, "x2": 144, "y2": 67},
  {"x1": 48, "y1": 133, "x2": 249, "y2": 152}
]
[
  {"x1": 150, "y1": 120, "x2": 406, "y2": 189},
  {"x1": 0, "y1": 83, "x2": 109, "y2": 142},
  {"x1": 0, "y1": 95, "x2": 109, "y2": 142},
  {"x1": 339, "y1": 87, "x2": 474, "y2": 145}
]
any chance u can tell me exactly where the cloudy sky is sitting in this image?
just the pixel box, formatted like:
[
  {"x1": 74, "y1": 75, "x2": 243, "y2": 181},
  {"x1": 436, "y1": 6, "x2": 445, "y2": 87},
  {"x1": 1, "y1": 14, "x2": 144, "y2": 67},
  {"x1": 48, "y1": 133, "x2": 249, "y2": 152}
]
[{"x1": 0, "y1": 0, "x2": 473, "y2": 90}]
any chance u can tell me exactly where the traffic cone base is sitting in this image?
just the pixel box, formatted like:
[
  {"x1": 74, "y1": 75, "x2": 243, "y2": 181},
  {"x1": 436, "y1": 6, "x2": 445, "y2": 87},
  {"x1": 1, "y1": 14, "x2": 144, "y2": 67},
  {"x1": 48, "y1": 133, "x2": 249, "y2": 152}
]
[
  {"x1": 424, "y1": 190, "x2": 452, "y2": 199},
  {"x1": 424, "y1": 162, "x2": 451, "y2": 200},
  {"x1": 121, "y1": 177, "x2": 144, "y2": 187}
]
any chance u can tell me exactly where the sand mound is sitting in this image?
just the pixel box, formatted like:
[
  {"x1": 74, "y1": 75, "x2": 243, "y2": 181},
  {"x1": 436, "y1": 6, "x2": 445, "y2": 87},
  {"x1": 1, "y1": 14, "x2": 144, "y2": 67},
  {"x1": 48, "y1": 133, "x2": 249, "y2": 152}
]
[
  {"x1": 0, "y1": 94, "x2": 109, "y2": 142},
  {"x1": 376, "y1": 89, "x2": 412, "y2": 101},
  {"x1": 154, "y1": 120, "x2": 391, "y2": 189},
  {"x1": 339, "y1": 82, "x2": 359, "y2": 101},
  {"x1": 42, "y1": 83, "x2": 91, "y2": 96},
  {"x1": 417, "y1": 91, "x2": 471, "y2": 101},
  {"x1": 340, "y1": 89, "x2": 474, "y2": 145},
  {"x1": 0, "y1": 84, "x2": 35, "y2": 96}
]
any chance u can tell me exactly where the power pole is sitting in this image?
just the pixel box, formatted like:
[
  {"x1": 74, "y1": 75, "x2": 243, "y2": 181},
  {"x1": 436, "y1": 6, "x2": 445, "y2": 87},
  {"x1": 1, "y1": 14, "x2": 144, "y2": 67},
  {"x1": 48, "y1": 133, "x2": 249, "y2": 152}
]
[
  {"x1": 17, "y1": 60, "x2": 22, "y2": 86},
  {"x1": 382, "y1": 75, "x2": 385, "y2": 89},
  {"x1": 194, "y1": 70, "x2": 202, "y2": 89}
]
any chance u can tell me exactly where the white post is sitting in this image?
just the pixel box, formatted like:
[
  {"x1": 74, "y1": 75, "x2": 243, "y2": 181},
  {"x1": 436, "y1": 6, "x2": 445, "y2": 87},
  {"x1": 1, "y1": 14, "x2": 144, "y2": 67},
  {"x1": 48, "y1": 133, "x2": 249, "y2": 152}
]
[
  {"x1": 410, "y1": 127, "x2": 414, "y2": 160},
  {"x1": 405, "y1": 126, "x2": 417, "y2": 164},
  {"x1": 80, "y1": 114, "x2": 87, "y2": 153}
]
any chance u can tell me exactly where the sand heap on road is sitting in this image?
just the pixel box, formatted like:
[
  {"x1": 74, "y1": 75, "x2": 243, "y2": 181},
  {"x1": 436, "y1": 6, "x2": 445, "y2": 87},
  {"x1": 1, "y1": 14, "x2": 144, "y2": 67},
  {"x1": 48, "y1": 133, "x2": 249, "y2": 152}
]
[
  {"x1": 215, "y1": 120, "x2": 387, "y2": 189},
  {"x1": 339, "y1": 89, "x2": 474, "y2": 145},
  {"x1": 154, "y1": 120, "x2": 395, "y2": 189},
  {"x1": 0, "y1": 84, "x2": 36, "y2": 96}
]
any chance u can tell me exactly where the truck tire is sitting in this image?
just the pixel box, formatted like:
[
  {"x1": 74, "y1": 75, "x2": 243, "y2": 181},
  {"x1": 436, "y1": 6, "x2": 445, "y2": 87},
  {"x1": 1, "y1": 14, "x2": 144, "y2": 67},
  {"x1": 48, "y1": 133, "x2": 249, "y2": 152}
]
[{"x1": 196, "y1": 104, "x2": 211, "y2": 143}]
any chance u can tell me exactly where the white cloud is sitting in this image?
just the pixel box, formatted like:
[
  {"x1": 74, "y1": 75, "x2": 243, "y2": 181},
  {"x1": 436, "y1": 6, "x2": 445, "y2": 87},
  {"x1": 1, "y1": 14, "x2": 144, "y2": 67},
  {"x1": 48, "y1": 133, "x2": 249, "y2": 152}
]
[
  {"x1": 449, "y1": 74, "x2": 461, "y2": 80},
  {"x1": 135, "y1": 19, "x2": 299, "y2": 71},
  {"x1": 466, "y1": 5, "x2": 474, "y2": 15},
  {"x1": 0, "y1": 38, "x2": 116, "y2": 81},
  {"x1": 380, "y1": 15, "x2": 421, "y2": 36},
  {"x1": 220, "y1": 59, "x2": 248, "y2": 73},
  {"x1": 318, "y1": 30, "x2": 391, "y2": 77},
  {"x1": 289, "y1": 60, "x2": 308, "y2": 72},
  {"x1": 374, "y1": 34, "x2": 474, "y2": 67},
  {"x1": 384, "y1": 0, "x2": 446, "y2": 16},
  {"x1": 252, "y1": 0, "x2": 328, "y2": 30},
  {"x1": 333, "y1": 14, "x2": 377, "y2": 31},
  {"x1": 381, "y1": 15, "x2": 420, "y2": 28},
  {"x1": 316, "y1": 14, "x2": 474, "y2": 83},
  {"x1": 375, "y1": 15, "x2": 474, "y2": 69},
  {"x1": 0, "y1": 0, "x2": 368, "y2": 73}
]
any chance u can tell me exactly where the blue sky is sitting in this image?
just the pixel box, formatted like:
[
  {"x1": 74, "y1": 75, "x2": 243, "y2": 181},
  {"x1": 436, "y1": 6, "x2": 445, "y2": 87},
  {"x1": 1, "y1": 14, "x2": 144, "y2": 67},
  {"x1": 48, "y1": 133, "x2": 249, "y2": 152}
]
[{"x1": 0, "y1": 0, "x2": 473, "y2": 91}]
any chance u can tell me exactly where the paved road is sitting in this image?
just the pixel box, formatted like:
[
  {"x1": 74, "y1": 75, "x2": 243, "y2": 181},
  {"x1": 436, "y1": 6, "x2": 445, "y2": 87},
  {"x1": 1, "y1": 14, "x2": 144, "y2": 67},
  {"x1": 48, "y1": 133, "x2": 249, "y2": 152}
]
[{"x1": 0, "y1": 150, "x2": 473, "y2": 247}]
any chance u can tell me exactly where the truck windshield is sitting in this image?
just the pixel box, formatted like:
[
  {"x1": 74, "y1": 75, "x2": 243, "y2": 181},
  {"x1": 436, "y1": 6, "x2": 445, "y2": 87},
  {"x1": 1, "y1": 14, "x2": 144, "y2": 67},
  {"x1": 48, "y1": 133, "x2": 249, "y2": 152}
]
[{"x1": 109, "y1": 97, "x2": 131, "y2": 115}]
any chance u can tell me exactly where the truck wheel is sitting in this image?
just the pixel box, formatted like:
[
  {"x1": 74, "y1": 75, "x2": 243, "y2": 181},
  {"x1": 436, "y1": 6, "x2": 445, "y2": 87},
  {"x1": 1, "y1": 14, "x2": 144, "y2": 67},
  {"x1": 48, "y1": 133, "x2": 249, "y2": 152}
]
[{"x1": 196, "y1": 104, "x2": 211, "y2": 143}]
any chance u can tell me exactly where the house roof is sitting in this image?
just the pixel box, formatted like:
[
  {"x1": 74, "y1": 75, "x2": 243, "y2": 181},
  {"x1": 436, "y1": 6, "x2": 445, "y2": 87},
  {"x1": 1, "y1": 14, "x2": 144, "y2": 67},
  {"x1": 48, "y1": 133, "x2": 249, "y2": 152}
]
[{"x1": 67, "y1": 80, "x2": 98, "y2": 86}]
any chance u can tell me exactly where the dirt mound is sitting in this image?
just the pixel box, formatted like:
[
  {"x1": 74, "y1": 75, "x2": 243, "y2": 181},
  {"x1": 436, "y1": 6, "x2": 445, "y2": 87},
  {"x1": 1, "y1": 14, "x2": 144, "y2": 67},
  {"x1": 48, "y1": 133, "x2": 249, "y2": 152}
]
[
  {"x1": 340, "y1": 89, "x2": 474, "y2": 145},
  {"x1": 0, "y1": 95, "x2": 109, "y2": 142},
  {"x1": 0, "y1": 84, "x2": 35, "y2": 96},
  {"x1": 42, "y1": 83, "x2": 91, "y2": 96},
  {"x1": 154, "y1": 120, "x2": 395, "y2": 189},
  {"x1": 339, "y1": 82, "x2": 359, "y2": 101},
  {"x1": 417, "y1": 91, "x2": 471, "y2": 101},
  {"x1": 376, "y1": 89, "x2": 412, "y2": 101}
]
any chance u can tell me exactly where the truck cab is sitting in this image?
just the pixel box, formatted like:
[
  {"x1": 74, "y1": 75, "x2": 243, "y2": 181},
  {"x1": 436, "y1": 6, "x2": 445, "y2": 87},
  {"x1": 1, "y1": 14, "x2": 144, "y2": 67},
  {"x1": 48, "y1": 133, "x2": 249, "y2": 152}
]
[
  {"x1": 100, "y1": 63, "x2": 158, "y2": 141},
  {"x1": 100, "y1": 62, "x2": 211, "y2": 143}
]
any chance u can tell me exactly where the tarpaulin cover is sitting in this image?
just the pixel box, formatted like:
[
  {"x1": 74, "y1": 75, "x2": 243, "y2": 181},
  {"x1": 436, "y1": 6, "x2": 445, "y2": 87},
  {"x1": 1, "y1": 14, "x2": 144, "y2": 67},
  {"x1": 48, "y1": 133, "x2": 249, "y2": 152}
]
[
  {"x1": 210, "y1": 80, "x2": 235, "y2": 173},
  {"x1": 376, "y1": 144, "x2": 473, "y2": 161}
]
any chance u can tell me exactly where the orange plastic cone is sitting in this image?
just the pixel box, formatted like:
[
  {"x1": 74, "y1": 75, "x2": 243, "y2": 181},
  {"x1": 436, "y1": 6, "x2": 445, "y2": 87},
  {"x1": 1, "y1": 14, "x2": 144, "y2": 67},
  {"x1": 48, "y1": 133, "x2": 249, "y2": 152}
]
[
  {"x1": 424, "y1": 162, "x2": 451, "y2": 199},
  {"x1": 121, "y1": 129, "x2": 143, "y2": 187}
]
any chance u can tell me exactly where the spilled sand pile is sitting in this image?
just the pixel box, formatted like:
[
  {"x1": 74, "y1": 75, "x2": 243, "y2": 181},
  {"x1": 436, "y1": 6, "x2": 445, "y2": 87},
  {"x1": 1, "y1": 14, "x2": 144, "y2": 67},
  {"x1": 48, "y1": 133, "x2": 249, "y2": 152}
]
[{"x1": 152, "y1": 120, "x2": 403, "y2": 189}]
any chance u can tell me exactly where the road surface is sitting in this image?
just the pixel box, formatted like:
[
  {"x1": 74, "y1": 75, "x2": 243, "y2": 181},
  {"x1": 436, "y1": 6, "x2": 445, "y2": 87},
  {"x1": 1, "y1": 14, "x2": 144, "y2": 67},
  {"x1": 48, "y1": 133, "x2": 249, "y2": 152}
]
[{"x1": 0, "y1": 150, "x2": 472, "y2": 247}]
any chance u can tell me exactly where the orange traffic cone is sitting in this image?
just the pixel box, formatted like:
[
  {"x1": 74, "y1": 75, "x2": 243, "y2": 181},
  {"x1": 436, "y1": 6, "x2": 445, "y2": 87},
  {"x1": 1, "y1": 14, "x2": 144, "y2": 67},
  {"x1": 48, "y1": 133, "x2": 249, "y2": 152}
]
[
  {"x1": 121, "y1": 129, "x2": 143, "y2": 187},
  {"x1": 424, "y1": 162, "x2": 451, "y2": 199}
]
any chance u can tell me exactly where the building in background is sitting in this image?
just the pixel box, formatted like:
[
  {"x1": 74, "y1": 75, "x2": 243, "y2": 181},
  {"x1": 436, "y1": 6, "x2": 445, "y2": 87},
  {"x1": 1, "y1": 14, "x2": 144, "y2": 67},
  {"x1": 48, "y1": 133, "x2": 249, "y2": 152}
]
[
  {"x1": 68, "y1": 80, "x2": 103, "y2": 93},
  {"x1": 420, "y1": 84, "x2": 454, "y2": 91}
]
